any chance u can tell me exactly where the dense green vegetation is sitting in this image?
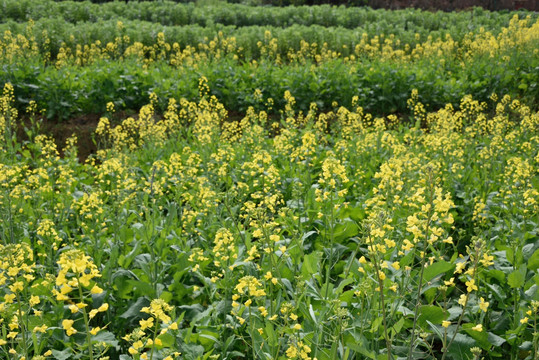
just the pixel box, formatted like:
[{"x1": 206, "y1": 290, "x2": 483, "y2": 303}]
[
  {"x1": 1, "y1": 79, "x2": 538, "y2": 360},
  {"x1": 1, "y1": 1, "x2": 538, "y2": 359},
  {"x1": 3, "y1": 54, "x2": 538, "y2": 120},
  {"x1": 0, "y1": 0, "x2": 517, "y2": 31}
]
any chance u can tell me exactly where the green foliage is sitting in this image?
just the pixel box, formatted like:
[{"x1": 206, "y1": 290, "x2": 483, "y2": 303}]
[
  {"x1": 1, "y1": 77, "x2": 538, "y2": 359},
  {"x1": 1, "y1": 52, "x2": 538, "y2": 121},
  {"x1": 0, "y1": 0, "x2": 524, "y2": 29}
]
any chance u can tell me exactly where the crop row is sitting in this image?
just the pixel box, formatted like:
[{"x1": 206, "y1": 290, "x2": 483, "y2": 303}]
[
  {"x1": 4, "y1": 17, "x2": 536, "y2": 63},
  {"x1": 1, "y1": 0, "x2": 528, "y2": 32},
  {"x1": 3, "y1": 55, "x2": 538, "y2": 120}
]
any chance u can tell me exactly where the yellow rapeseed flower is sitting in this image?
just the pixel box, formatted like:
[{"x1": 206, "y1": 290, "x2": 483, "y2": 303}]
[
  {"x1": 479, "y1": 297, "x2": 489, "y2": 312},
  {"x1": 442, "y1": 321, "x2": 450, "y2": 328},
  {"x1": 466, "y1": 279, "x2": 478, "y2": 292},
  {"x1": 471, "y1": 324, "x2": 483, "y2": 332},
  {"x1": 62, "y1": 319, "x2": 77, "y2": 336}
]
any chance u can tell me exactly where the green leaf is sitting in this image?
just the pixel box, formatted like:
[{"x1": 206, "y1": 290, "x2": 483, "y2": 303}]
[
  {"x1": 423, "y1": 261, "x2": 454, "y2": 282},
  {"x1": 505, "y1": 248, "x2": 515, "y2": 265},
  {"x1": 487, "y1": 332, "x2": 506, "y2": 347},
  {"x1": 265, "y1": 321, "x2": 278, "y2": 346},
  {"x1": 446, "y1": 333, "x2": 474, "y2": 360},
  {"x1": 308, "y1": 304, "x2": 318, "y2": 326},
  {"x1": 160, "y1": 290, "x2": 173, "y2": 303},
  {"x1": 342, "y1": 206, "x2": 366, "y2": 221},
  {"x1": 127, "y1": 279, "x2": 155, "y2": 296},
  {"x1": 340, "y1": 290, "x2": 354, "y2": 304},
  {"x1": 418, "y1": 305, "x2": 448, "y2": 327},
  {"x1": 423, "y1": 287, "x2": 438, "y2": 304},
  {"x1": 301, "y1": 251, "x2": 321, "y2": 279},
  {"x1": 462, "y1": 322, "x2": 506, "y2": 350},
  {"x1": 344, "y1": 333, "x2": 376, "y2": 359},
  {"x1": 507, "y1": 266, "x2": 526, "y2": 289},
  {"x1": 485, "y1": 269, "x2": 506, "y2": 283},
  {"x1": 392, "y1": 317, "x2": 405, "y2": 335},
  {"x1": 427, "y1": 320, "x2": 444, "y2": 341},
  {"x1": 399, "y1": 250, "x2": 415, "y2": 268},
  {"x1": 120, "y1": 297, "x2": 150, "y2": 320},
  {"x1": 331, "y1": 219, "x2": 359, "y2": 242},
  {"x1": 525, "y1": 284, "x2": 537, "y2": 299},
  {"x1": 370, "y1": 316, "x2": 383, "y2": 333},
  {"x1": 158, "y1": 332, "x2": 175, "y2": 348},
  {"x1": 181, "y1": 343, "x2": 205, "y2": 359},
  {"x1": 199, "y1": 330, "x2": 219, "y2": 349},
  {"x1": 52, "y1": 349, "x2": 72, "y2": 360},
  {"x1": 336, "y1": 278, "x2": 355, "y2": 294},
  {"x1": 528, "y1": 248, "x2": 539, "y2": 271},
  {"x1": 91, "y1": 331, "x2": 120, "y2": 350}
]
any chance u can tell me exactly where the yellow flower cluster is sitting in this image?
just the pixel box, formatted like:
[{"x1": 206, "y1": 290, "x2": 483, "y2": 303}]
[
  {"x1": 2, "y1": 16, "x2": 538, "y2": 68},
  {"x1": 0, "y1": 243, "x2": 57, "y2": 357},
  {"x1": 53, "y1": 249, "x2": 108, "y2": 352},
  {"x1": 286, "y1": 340, "x2": 312, "y2": 360},
  {"x1": 55, "y1": 250, "x2": 101, "y2": 295},
  {"x1": 123, "y1": 299, "x2": 179, "y2": 359},
  {"x1": 212, "y1": 228, "x2": 238, "y2": 271},
  {"x1": 235, "y1": 276, "x2": 266, "y2": 298}
]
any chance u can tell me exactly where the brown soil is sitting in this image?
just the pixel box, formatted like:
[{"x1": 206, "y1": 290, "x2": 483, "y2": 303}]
[
  {"x1": 18, "y1": 108, "x2": 146, "y2": 162},
  {"x1": 17, "y1": 109, "x2": 236, "y2": 162},
  {"x1": 48, "y1": 114, "x2": 100, "y2": 161},
  {"x1": 18, "y1": 113, "x2": 103, "y2": 162}
]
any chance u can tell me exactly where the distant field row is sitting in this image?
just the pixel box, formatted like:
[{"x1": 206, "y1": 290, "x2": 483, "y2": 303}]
[
  {"x1": 1, "y1": 0, "x2": 528, "y2": 31},
  {"x1": 4, "y1": 18, "x2": 534, "y2": 61}
]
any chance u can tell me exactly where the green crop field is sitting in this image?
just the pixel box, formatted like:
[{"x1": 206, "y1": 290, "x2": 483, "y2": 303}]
[{"x1": 0, "y1": 1, "x2": 538, "y2": 359}]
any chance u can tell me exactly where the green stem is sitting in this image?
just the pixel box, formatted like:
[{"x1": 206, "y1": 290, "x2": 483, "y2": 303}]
[
  {"x1": 441, "y1": 253, "x2": 480, "y2": 360},
  {"x1": 150, "y1": 316, "x2": 159, "y2": 360},
  {"x1": 77, "y1": 279, "x2": 94, "y2": 360},
  {"x1": 407, "y1": 215, "x2": 431, "y2": 359},
  {"x1": 367, "y1": 233, "x2": 392, "y2": 360},
  {"x1": 534, "y1": 314, "x2": 537, "y2": 360},
  {"x1": 442, "y1": 291, "x2": 448, "y2": 353},
  {"x1": 331, "y1": 318, "x2": 340, "y2": 360},
  {"x1": 4, "y1": 189, "x2": 14, "y2": 245},
  {"x1": 343, "y1": 235, "x2": 362, "y2": 280},
  {"x1": 408, "y1": 180, "x2": 435, "y2": 360},
  {"x1": 250, "y1": 307, "x2": 256, "y2": 360},
  {"x1": 324, "y1": 191, "x2": 336, "y2": 301},
  {"x1": 16, "y1": 293, "x2": 28, "y2": 359}
]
